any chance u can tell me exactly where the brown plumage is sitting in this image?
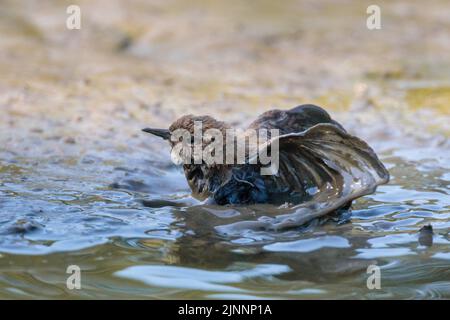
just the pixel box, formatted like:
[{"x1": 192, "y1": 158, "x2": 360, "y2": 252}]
[{"x1": 142, "y1": 104, "x2": 389, "y2": 208}]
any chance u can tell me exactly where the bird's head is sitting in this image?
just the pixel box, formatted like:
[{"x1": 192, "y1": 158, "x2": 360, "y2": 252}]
[
  {"x1": 143, "y1": 115, "x2": 232, "y2": 199},
  {"x1": 142, "y1": 114, "x2": 229, "y2": 162},
  {"x1": 142, "y1": 114, "x2": 229, "y2": 150}
]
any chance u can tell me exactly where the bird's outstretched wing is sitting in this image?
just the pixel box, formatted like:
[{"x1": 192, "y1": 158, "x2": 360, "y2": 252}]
[
  {"x1": 257, "y1": 123, "x2": 388, "y2": 225},
  {"x1": 262, "y1": 122, "x2": 388, "y2": 194},
  {"x1": 215, "y1": 123, "x2": 389, "y2": 234},
  {"x1": 213, "y1": 104, "x2": 388, "y2": 208}
]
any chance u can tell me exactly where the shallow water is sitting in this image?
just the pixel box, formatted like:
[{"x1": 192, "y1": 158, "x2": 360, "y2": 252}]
[
  {"x1": 0, "y1": 0, "x2": 449, "y2": 299},
  {"x1": 0, "y1": 128, "x2": 449, "y2": 299}
]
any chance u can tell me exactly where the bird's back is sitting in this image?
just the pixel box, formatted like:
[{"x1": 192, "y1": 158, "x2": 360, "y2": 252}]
[
  {"x1": 213, "y1": 104, "x2": 388, "y2": 206},
  {"x1": 247, "y1": 104, "x2": 345, "y2": 134}
]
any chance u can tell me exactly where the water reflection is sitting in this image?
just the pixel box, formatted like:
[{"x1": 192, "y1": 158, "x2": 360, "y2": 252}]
[{"x1": 115, "y1": 264, "x2": 292, "y2": 292}]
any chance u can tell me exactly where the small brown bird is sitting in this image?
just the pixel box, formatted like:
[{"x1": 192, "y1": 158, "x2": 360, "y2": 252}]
[{"x1": 142, "y1": 104, "x2": 389, "y2": 208}]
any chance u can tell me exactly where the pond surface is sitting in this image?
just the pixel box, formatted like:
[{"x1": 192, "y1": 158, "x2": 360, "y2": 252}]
[
  {"x1": 1, "y1": 122, "x2": 448, "y2": 299},
  {"x1": 0, "y1": 0, "x2": 449, "y2": 299}
]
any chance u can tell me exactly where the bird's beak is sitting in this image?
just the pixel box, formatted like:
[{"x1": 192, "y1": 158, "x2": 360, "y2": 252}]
[{"x1": 141, "y1": 128, "x2": 171, "y2": 140}]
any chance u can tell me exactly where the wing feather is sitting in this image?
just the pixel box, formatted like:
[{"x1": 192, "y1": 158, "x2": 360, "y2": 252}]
[{"x1": 217, "y1": 123, "x2": 389, "y2": 233}]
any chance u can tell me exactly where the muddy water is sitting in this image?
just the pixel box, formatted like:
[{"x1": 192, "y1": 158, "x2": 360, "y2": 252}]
[{"x1": 0, "y1": 0, "x2": 449, "y2": 299}]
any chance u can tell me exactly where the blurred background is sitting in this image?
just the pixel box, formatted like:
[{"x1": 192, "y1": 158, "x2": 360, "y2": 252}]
[
  {"x1": 0, "y1": 0, "x2": 449, "y2": 299},
  {"x1": 1, "y1": 0, "x2": 448, "y2": 159}
]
